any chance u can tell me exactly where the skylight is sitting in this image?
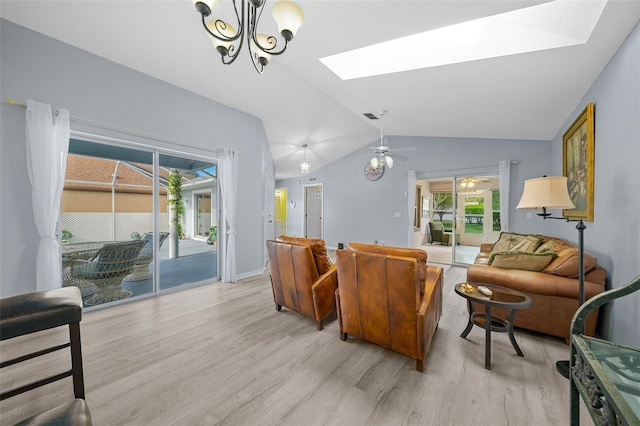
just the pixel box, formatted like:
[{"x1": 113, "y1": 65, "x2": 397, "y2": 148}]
[{"x1": 319, "y1": 0, "x2": 607, "y2": 80}]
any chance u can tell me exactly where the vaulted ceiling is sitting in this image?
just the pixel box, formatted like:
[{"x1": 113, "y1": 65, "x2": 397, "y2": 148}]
[{"x1": 2, "y1": 1, "x2": 638, "y2": 179}]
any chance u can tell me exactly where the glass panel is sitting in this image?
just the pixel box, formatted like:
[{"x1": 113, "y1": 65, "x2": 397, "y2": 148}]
[
  {"x1": 158, "y1": 154, "x2": 218, "y2": 291},
  {"x1": 587, "y1": 338, "x2": 640, "y2": 417},
  {"x1": 62, "y1": 144, "x2": 155, "y2": 307},
  {"x1": 454, "y1": 176, "x2": 499, "y2": 265}
]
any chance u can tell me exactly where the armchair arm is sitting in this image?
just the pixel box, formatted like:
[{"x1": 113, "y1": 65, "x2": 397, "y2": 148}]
[{"x1": 312, "y1": 265, "x2": 338, "y2": 322}]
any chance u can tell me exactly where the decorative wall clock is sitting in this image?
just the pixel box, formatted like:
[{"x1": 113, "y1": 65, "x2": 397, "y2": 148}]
[{"x1": 364, "y1": 162, "x2": 384, "y2": 181}]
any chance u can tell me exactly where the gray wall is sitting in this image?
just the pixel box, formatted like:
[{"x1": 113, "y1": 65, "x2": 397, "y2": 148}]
[
  {"x1": 545, "y1": 22, "x2": 640, "y2": 347},
  {"x1": 0, "y1": 19, "x2": 272, "y2": 298},
  {"x1": 278, "y1": 21, "x2": 640, "y2": 347},
  {"x1": 278, "y1": 136, "x2": 550, "y2": 247}
]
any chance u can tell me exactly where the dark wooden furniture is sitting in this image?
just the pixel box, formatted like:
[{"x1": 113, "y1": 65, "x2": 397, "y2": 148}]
[
  {"x1": 0, "y1": 286, "x2": 92, "y2": 425},
  {"x1": 455, "y1": 282, "x2": 532, "y2": 370},
  {"x1": 570, "y1": 274, "x2": 640, "y2": 426}
]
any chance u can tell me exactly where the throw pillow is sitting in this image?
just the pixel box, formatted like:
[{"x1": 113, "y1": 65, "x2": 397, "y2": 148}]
[
  {"x1": 488, "y1": 250, "x2": 557, "y2": 272},
  {"x1": 490, "y1": 232, "x2": 542, "y2": 253},
  {"x1": 510, "y1": 235, "x2": 544, "y2": 252},
  {"x1": 535, "y1": 240, "x2": 555, "y2": 254},
  {"x1": 543, "y1": 247, "x2": 598, "y2": 278}
]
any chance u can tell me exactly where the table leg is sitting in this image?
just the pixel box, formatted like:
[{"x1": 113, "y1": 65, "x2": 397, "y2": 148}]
[
  {"x1": 507, "y1": 308, "x2": 524, "y2": 357},
  {"x1": 460, "y1": 300, "x2": 474, "y2": 338},
  {"x1": 485, "y1": 305, "x2": 492, "y2": 370}
]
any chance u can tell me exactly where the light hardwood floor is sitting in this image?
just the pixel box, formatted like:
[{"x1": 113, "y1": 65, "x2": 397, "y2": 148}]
[{"x1": 0, "y1": 266, "x2": 593, "y2": 425}]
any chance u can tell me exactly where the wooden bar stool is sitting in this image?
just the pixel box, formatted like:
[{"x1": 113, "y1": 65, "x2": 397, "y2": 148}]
[{"x1": 0, "y1": 286, "x2": 92, "y2": 425}]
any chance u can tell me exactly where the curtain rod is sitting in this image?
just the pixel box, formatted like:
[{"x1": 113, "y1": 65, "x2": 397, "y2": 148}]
[{"x1": 3, "y1": 97, "x2": 239, "y2": 155}]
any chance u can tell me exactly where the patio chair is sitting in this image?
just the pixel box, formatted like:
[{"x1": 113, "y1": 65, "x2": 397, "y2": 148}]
[
  {"x1": 429, "y1": 222, "x2": 452, "y2": 246},
  {"x1": 70, "y1": 240, "x2": 146, "y2": 306},
  {"x1": 123, "y1": 232, "x2": 170, "y2": 282}
]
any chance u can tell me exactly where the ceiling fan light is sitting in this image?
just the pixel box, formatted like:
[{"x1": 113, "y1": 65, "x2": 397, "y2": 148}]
[
  {"x1": 370, "y1": 156, "x2": 379, "y2": 169},
  {"x1": 272, "y1": 0, "x2": 304, "y2": 41},
  {"x1": 385, "y1": 155, "x2": 394, "y2": 168}
]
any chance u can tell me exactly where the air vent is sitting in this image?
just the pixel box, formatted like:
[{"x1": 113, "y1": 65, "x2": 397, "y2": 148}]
[{"x1": 363, "y1": 112, "x2": 378, "y2": 120}]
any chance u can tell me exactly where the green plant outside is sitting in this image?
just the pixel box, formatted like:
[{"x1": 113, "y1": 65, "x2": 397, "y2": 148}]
[
  {"x1": 207, "y1": 226, "x2": 217, "y2": 244},
  {"x1": 167, "y1": 169, "x2": 185, "y2": 238}
]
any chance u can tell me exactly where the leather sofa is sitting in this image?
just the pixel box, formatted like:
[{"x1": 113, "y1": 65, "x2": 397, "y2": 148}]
[
  {"x1": 466, "y1": 233, "x2": 606, "y2": 341},
  {"x1": 335, "y1": 243, "x2": 443, "y2": 372},
  {"x1": 267, "y1": 236, "x2": 337, "y2": 330}
]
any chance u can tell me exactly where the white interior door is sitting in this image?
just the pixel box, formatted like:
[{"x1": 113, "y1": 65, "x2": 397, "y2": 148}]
[{"x1": 305, "y1": 185, "x2": 322, "y2": 239}]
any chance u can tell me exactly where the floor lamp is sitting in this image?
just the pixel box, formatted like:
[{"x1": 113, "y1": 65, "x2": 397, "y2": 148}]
[{"x1": 516, "y1": 176, "x2": 585, "y2": 379}]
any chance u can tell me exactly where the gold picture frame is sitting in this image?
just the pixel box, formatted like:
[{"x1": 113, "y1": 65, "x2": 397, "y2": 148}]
[{"x1": 563, "y1": 102, "x2": 595, "y2": 221}]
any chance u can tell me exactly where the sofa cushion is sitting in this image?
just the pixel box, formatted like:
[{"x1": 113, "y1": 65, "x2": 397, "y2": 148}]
[
  {"x1": 276, "y1": 236, "x2": 332, "y2": 275},
  {"x1": 535, "y1": 240, "x2": 556, "y2": 254},
  {"x1": 510, "y1": 235, "x2": 543, "y2": 252},
  {"x1": 488, "y1": 250, "x2": 557, "y2": 272},
  {"x1": 543, "y1": 246, "x2": 598, "y2": 278},
  {"x1": 491, "y1": 232, "x2": 543, "y2": 253},
  {"x1": 347, "y1": 242, "x2": 427, "y2": 292}
]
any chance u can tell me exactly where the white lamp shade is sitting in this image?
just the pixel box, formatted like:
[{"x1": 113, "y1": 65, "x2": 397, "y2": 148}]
[
  {"x1": 207, "y1": 21, "x2": 236, "y2": 50},
  {"x1": 193, "y1": 0, "x2": 220, "y2": 12},
  {"x1": 370, "y1": 156, "x2": 379, "y2": 169},
  {"x1": 516, "y1": 176, "x2": 575, "y2": 209},
  {"x1": 251, "y1": 33, "x2": 273, "y2": 62},
  {"x1": 385, "y1": 155, "x2": 394, "y2": 168},
  {"x1": 272, "y1": 0, "x2": 304, "y2": 38}
]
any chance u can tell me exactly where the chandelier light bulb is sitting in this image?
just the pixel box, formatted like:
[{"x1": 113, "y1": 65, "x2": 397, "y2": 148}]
[{"x1": 385, "y1": 155, "x2": 394, "y2": 168}]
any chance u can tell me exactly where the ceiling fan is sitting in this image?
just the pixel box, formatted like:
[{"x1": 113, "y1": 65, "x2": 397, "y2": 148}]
[
  {"x1": 367, "y1": 110, "x2": 417, "y2": 169},
  {"x1": 459, "y1": 176, "x2": 491, "y2": 189}
]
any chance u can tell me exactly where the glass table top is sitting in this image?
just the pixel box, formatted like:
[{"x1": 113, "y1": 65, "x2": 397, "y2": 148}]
[{"x1": 585, "y1": 336, "x2": 640, "y2": 418}]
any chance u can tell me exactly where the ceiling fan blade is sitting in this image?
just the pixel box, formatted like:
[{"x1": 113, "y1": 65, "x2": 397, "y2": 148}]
[
  {"x1": 390, "y1": 154, "x2": 409, "y2": 161},
  {"x1": 391, "y1": 146, "x2": 418, "y2": 153}
]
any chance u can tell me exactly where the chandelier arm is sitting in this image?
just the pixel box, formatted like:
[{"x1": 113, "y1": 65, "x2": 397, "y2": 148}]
[
  {"x1": 200, "y1": 15, "x2": 242, "y2": 44},
  {"x1": 248, "y1": 1, "x2": 289, "y2": 56}
]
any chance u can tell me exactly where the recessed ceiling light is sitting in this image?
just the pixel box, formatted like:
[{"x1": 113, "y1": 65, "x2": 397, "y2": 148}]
[{"x1": 320, "y1": 0, "x2": 607, "y2": 80}]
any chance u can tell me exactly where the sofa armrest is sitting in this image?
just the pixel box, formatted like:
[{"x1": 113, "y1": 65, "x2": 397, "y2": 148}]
[
  {"x1": 312, "y1": 264, "x2": 338, "y2": 321},
  {"x1": 479, "y1": 243, "x2": 494, "y2": 253}
]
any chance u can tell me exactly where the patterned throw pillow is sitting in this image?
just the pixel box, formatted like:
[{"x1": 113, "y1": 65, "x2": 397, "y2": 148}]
[
  {"x1": 510, "y1": 235, "x2": 544, "y2": 252},
  {"x1": 490, "y1": 232, "x2": 542, "y2": 253}
]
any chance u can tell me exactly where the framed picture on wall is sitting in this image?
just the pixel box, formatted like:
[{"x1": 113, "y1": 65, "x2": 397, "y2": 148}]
[{"x1": 562, "y1": 102, "x2": 595, "y2": 221}]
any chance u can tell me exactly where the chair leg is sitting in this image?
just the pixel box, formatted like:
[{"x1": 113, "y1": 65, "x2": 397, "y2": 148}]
[
  {"x1": 415, "y1": 359, "x2": 424, "y2": 372},
  {"x1": 340, "y1": 331, "x2": 348, "y2": 341},
  {"x1": 275, "y1": 303, "x2": 282, "y2": 312},
  {"x1": 316, "y1": 320, "x2": 324, "y2": 331},
  {"x1": 69, "y1": 322, "x2": 85, "y2": 399}
]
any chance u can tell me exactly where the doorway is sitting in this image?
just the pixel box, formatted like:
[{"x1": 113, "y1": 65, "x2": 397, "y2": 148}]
[
  {"x1": 304, "y1": 184, "x2": 323, "y2": 239},
  {"x1": 275, "y1": 188, "x2": 287, "y2": 237},
  {"x1": 416, "y1": 175, "x2": 500, "y2": 265}
]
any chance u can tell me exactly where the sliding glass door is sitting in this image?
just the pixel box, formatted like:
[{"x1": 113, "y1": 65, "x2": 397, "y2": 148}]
[{"x1": 62, "y1": 138, "x2": 219, "y2": 308}]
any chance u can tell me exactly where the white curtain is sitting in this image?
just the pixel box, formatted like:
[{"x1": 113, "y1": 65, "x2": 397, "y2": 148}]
[
  {"x1": 219, "y1": 149, "x2": 239, "y2": 283},
  {"x1": 25, "y1": 100, "x2": 70, "y2": 291},
  {"x1": 499, "y1": 160, "x2": 511, "y2": 232}
]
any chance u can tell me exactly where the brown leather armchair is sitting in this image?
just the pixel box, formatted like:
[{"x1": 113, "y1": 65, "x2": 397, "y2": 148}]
[
  {"x1": 335, "y1": 243, "x2": 443, "y2": 372},
  {"x1": 266, "y1": 238, "x2": 338, "y2": 330}
]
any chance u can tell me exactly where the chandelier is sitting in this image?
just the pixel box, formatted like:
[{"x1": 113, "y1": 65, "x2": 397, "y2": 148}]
[
  {"x1": 300, "y1": 144, "x2": 310, "y2": 174},
  {"x1": 370, "y1": 110, "x2": 394, "y2": 169},
  {"x1": 192, "y1": 0, "x2": 304, "y2": 74}
]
